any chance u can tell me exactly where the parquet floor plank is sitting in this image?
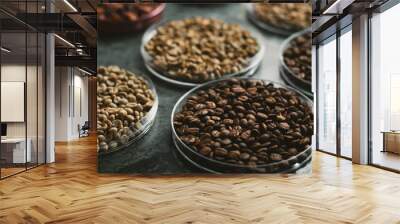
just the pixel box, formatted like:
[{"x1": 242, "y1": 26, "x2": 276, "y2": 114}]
[{"x1": 1, "y1": 135, "x2": 400, "y2": 223}]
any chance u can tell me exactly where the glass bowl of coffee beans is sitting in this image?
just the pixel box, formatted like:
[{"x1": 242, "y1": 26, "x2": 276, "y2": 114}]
[
  {"x1": 247, "y1": 3, "x2": 312, "y2": 36},
  {"x1": 171, "y1": 78, "x2": 313, "y2": 173},
  {"x1": 280, "y1": 29, "x2": 312, "y2": 98},
  {"x1": 97, "y1": 3, "x2": 165, "y2": 34},
  {"x1": 141, "y1": 17, "x2": 265, "y2": 87},
  {"x1": 97, "y1": 66, "x2": 158, "y2": 156}
]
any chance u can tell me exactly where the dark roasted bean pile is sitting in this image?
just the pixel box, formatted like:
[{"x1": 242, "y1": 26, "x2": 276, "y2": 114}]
[
  {"x1": 97, "y1": 3, "x2": 160, "y2": 23},
  {"x1": 144, "y1": 17, "x2": 260, "y2": 83},
  {"x1": 283, "y1": 32, "x2": 312, "y2": 82},
  {"x1": 173, "y1": 78, "x2": 313, "y2": 166}
]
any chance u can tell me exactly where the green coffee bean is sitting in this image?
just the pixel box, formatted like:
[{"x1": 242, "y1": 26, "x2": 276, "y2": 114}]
[{"x1": 97, "y1": 66, "x2": 155, "y2": 153}]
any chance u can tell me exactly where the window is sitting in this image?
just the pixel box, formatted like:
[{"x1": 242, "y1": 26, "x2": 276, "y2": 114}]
[
  {"x1": 370, "y1": 2, "x2": 400, "y2": 171},
  {"x1": 317, "y1": 36, "x2": 337, "y2": 154},
  {"x1": 339, "y1": 28, "x2": 352, "y2": 158},
  {"x1": 389, "y1": 75, "x2": 400, "y2": 130}
]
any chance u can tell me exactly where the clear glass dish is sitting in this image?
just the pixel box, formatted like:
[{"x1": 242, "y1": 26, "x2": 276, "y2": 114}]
[
  {"x1": 98, "y1": 72, "x2": 159, "y2": 156},
  {"x1": 98, "y1": 3, "x2": 166, "y2": 34},
  {"x1": 140, "y1": 18, "x2": 265, "y2": 88},
  {"x1": 279, "y1": 29, "x2": 312, "y2": 99},
  {"x1": 247, "y1": 4, "x2": 303, "y2": 36},
  {"x1": 170, "y1": 77, "x2": 313, "y2": 173}
]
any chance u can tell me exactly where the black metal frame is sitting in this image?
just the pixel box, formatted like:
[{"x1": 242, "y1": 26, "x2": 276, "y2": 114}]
[
  {"x1": 315, "y1": 23, "x2": 353, "y2": 162},
  {"x1": 336, "y1": 27, "x2": 341, "y2": 158},
  {"x1": 25, "y1": 1, "x2": 28, "y2": 171},
  {"x1": 367, "y1": 10, "x2": 373, "y2": 166},
  {"x1": 0, "y1": 0, "x2": 47, "y2": 180},
  {"x1": 315, "y1": 44, "x2": 319, "y2": 152}
]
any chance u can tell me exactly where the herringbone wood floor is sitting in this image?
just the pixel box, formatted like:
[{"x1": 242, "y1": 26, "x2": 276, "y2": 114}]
[{"x1": 1, "y1": 135, "x2": 400, "y2": 224}]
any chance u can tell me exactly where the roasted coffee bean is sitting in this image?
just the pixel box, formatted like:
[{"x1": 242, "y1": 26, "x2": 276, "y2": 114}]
[
  {"x1": 240, "y1": 153, "x2": 250, "y2": 161},
  {"x1": 279, "y1": 122, "x2": 290, "y2": 130},
  {"x1": 215, "y1": 148, "x2": 228, "y2": 157},
  {"x1": 223, "y1": 119, "x2": 234, "y2": 125},
  {"x1": 173, "y1": 78, "x2": 313, "y2": 166},
  {"x1": 270, "y1": 153, "x2": 282, "y2": 162},
  {"x1": 145, "y1": 17, "x2": 260, "y2": 83},
  {"x1": 247, "y1": 114, "x2": 256, "y2": 121},
  {"x1": 211, "y1": 130, "x2": 221, "y2": 138},
  {"x1": 200, "y1": 146, "x2": 212, "y2": 156},
  {"x1": 240, "y1": 130, "x2": 251, "y2": 140},
  {"x1": 228, "y1": 150, "x2": 241, "y2": 159},
  {"x1": 221, "y1": 129, "x2": 230, "y2": 137},
  {"x1": 265, "y1": 97, "x2": 276, "y2": 105},
  {"x1": 259, "y1": 134, "x2": 270, "y2": 143},
  {"x1": 185, "y1": 127, "x2": 199, "y2": 134},
  {"x1": 287, "y1": 148, "x2": 298, "y2": 156},
  {"x1": 283, "y1": 32, "x2": 312, "y2": 82},
  {"x1": 232, "y1": 86, "x2": 246, "y2": 93},
  {"x1": 249, "y1": 156, "x2": 258, "y2": 162},
  {"x1": 256, "y1": 112, "x2": 268, "y2": 120},
  {"x1": 97, "y1": 66, "x2": 155, "y2": 153},
  {"x1": 254, "y1": 3, "x2": 311, "y2": 32},
  {"x1": 221, "y1": 138, "x2": 232, "y2": 145}
]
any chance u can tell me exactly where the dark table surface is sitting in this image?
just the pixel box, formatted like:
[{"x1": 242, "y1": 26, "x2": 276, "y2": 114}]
[{"x1": 98, "y1": 3, "x2": 311, "y2": 174}]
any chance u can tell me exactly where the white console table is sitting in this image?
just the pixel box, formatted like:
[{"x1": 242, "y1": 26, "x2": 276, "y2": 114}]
[{"x1": 1, "y1": 138, "x2": 31, "y2": 163}]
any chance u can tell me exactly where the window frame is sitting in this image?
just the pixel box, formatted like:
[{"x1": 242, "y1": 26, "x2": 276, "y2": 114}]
[{"x1": 315, "y1": 24, "x2": 353, "y2": 161}]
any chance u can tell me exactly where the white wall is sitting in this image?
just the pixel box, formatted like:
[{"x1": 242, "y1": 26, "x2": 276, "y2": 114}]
[
  {"x1": 71, "y1": 73, "x2": 89, "y2": 138},
  {"x1": 1, "y1": 63, "x2": 46, "y2": 164},
  {"x1": 1, "y1": 65, "x2": 35, "y2": 138},
  {"x1": 1, "y1": 65, "x2": 26, "y2": 141},
  {"x1": 55, "y1": 66, "x2": 70, "y2": 141},
  {"x1": 54, "y1": 67, "x2": 89, "y2": 141}
]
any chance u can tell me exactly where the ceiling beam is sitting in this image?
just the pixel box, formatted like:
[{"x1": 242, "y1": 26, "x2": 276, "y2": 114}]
[
  {"x1": 67, "y1": 13, "x2": 97, "y2": 39},
  {"x1": 322, "y1": 0, "x2": 356, "y2": 15},
  {"x1": 55, "y1": 55, "x2": 96, "y2": 71},
  {"x1": 13, "y1": 13, "x2": 85, "y2": 32}
]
